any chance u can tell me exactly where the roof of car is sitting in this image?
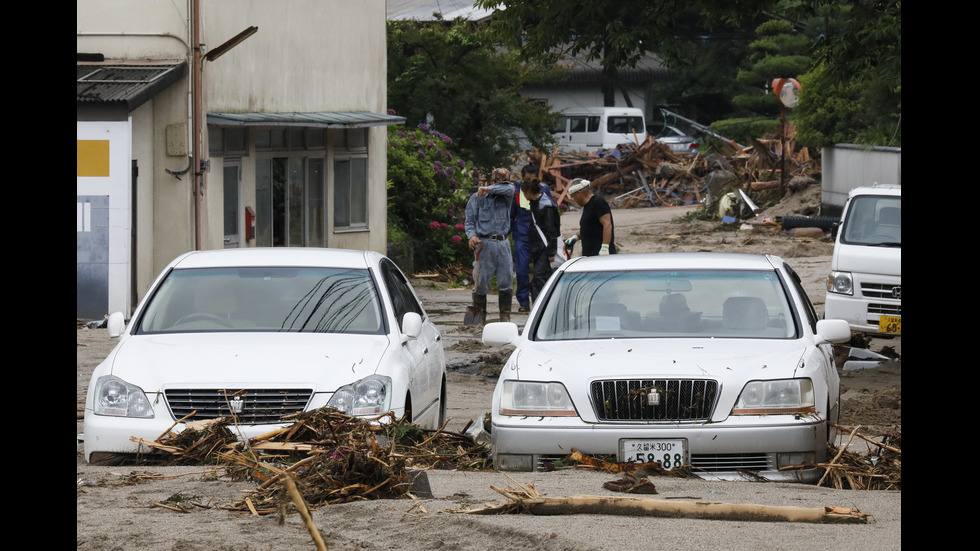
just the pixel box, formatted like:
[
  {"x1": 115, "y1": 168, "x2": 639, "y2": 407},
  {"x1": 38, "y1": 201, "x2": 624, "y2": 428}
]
[
  {"x1": 168, "y1": 247, "x2": 379, "y2": 270},
  {"x1": 849, "y1": 184, "x2": 901, "y2": 197},
  {"x1": 562, "y1": 252, "x2": 780, "y2": 272}
]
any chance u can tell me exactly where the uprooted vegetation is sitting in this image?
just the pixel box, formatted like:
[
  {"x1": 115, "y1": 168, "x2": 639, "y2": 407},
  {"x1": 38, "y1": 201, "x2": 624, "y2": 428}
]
[{"x1": 106, "y1": 405, "x2": 899, "y2": 513}]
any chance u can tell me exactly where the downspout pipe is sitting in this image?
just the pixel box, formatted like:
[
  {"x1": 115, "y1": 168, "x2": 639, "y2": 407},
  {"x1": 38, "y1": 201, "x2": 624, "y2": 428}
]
[{"x1": 192, "y1": 0, "x2": 203, "y2": 250}]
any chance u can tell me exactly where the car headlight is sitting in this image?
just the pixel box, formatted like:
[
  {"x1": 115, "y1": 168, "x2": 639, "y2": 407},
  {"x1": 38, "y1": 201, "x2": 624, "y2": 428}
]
[
  {"x1": 327, "y1": 375, "x2": 392, "y2": 417},
  {"x1": 499, "y1": 380, "x2": 577, "y2": 416},
  {"x1": 93, "y1": 375, "x2": 154, "y2": 418},
  {"x1": 732, "y1": 379, "x2": 814, "y2": 415},
  {"x1": 827, "y1": 270, "x2": 853, "y2": 295}
]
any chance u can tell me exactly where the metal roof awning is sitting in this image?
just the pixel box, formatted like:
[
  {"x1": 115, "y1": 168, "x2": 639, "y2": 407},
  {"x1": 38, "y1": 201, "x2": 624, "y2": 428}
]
[
  {"x1": 207, "y1": 112, "x2": 406, "y2": 128},
  {"x1": 77, "y1": 62, "x2": 188, "y2": 112}
]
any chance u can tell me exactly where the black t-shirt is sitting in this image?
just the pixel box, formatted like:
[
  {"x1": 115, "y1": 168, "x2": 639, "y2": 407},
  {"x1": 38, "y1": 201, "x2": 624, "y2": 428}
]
[{"x1": 579, "y1": 195, "x2": 616, "y2": 256}]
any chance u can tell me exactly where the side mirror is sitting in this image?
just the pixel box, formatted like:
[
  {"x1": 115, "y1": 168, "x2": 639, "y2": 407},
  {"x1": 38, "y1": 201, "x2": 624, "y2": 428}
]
[
  {"x1": 107, "y1": 311, "x2": 126, "y2": 338},
  {"x1": 401, "y1": 312, "x2": 423, "y2": 340},
  {"x1": 483, "y1": 322, "x2": 520, "y2": 347},
  {"x1": 815, "y1": 319, "x2": 851, "y2": 345}
]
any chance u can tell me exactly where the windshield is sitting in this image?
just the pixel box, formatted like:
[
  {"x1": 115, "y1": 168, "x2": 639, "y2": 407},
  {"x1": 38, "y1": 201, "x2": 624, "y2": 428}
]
[
  {"x1": 841, "y1": 195, "x2": 901, "y2": 246},
  {"x1": 137, "y1": 267, "x2": 383, "y2": 334},
  {"x1": 532, "y1": 269, "x2": 796, "y2": 341}
]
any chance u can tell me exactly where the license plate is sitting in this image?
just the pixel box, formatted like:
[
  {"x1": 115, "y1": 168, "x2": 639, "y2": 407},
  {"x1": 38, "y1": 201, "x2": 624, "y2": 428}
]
[
  {"x1": 878, "y1": 315, "x2": 901, "y2": 335},
  {"x1": 619, "y1": 439, "x2": 687, "y2": 470}
]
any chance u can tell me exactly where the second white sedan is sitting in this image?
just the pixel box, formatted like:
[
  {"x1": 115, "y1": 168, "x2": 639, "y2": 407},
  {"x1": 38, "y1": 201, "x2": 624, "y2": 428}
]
[{"x1": 482, "y1": 252, "x2": 851, "y2": 482}]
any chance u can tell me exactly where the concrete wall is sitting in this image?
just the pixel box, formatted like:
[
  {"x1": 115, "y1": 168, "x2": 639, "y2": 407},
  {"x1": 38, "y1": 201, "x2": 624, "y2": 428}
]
[
  {"x1": 821, "y1": 145, "x2": 902, "y2": 218},
  {"x1": 78, "y1": 0, "x2": 392, "y2": 318}
]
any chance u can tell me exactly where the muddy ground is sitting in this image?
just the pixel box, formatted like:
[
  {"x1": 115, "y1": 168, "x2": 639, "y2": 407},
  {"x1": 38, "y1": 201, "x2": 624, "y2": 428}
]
[{"x1": 76, "y1": 181, "x2": 901, "y2": 550}]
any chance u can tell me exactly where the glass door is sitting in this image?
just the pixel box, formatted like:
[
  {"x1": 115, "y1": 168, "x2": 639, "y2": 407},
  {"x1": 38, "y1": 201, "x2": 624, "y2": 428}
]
[{"x1": 223, "y1": 160, "x2": 241, "y2": 248}]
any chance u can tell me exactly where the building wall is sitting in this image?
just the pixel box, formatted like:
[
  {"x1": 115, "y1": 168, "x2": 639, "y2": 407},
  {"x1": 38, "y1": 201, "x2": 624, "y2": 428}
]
[
  {"x1": 76, "y1": 0, "x2": 192, "y2": 59},
  {"x1": 522, "y1": 82, "x2": 654, "y2": 118},
  {"x1": 78, "y1": 0, "x2": 392, "y2": 318},
  {"x1": 820, "y1": 145, "x2": 902, "y2": 218},
  {"x1": 201, "y1": 1, "x2": 387, "y2": 114},
  {"x1": 200, "y1": 0, "x2": 389, "y2": 255}
]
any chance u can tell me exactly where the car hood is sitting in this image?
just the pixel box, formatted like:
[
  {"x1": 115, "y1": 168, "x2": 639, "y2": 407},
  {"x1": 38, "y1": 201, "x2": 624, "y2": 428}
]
[
  {"x1": 105, "y1": 332, "x2": 391, "y2": 391},
  {"x1": 510, "y1": 338, "x2": 807, "y2": 381},
  {"x1": 833, "y1": 242, "x2": 901, "y2": 275}
]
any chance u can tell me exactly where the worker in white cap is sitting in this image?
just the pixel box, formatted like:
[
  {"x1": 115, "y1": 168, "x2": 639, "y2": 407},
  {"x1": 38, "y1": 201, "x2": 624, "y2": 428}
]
[{"x1": 564, "y1": 178, "x2": 617, "y2": 256}]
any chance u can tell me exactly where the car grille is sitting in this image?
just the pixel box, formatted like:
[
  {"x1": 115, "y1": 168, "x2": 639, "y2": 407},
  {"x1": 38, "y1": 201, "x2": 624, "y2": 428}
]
[
  {"x1": 590, "y1": 379, "x2": 718, "y2": 422},
  {"x1": 691, "y1": 453, "x2": 771, "y2": 472},
  {"x1": 861, "y1": 282, "x2": 901, "y2": 301},
  {"x1": 868, "y1": 303, "x2": 902, "y2": 316},
  {"x1": 164, "y1": 388, "x2": 313, "y2": 424}
]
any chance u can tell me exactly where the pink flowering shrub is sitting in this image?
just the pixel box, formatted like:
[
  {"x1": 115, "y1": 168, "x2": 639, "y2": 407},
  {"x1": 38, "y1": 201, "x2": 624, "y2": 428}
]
[{"x1": 388, "y1": 121, "x2": 479, "y2": 271}]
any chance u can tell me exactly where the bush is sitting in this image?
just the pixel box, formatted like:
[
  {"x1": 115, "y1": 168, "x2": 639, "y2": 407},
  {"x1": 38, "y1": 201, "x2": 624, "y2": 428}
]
[{"x1": 387, "y1": 123, "x2": 481, "y2": 273}]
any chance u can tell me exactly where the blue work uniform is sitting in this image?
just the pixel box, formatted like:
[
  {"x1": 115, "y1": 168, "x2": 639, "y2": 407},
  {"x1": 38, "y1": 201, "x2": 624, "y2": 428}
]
[
  {"x1": 511, "y1": 181, "x2": 553, "y2": 308},
  {"x1": 465, "y1": 183, "x2": 515, "y2": 295}
]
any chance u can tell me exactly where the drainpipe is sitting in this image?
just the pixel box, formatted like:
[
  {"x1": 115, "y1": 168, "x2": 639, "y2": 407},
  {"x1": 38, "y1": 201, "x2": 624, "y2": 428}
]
[{"x1": 192, "y1": 0, "x2": 203, "y2": 250}]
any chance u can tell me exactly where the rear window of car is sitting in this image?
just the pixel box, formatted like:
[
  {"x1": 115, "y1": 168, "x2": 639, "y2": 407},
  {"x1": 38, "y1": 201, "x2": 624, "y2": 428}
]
[
  {"x1": 532, "y1": 269, "x2": 795, "y2": 341},
  {"x1": 136, "y1": 267, "x2": 383, "y2": 334}
]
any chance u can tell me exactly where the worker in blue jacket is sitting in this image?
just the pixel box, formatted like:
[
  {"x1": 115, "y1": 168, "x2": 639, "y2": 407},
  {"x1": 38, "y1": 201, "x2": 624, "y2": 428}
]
[
  {"x1": 511, "y1": 164, "x2": 554, "y2": 312},
  {"x1": 465, "y1": 168, "x2": 517, "y2": 322}
]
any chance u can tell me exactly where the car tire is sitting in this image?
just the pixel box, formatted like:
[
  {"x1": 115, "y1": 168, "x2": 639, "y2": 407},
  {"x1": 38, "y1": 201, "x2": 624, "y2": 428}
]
[
  {"x1": 403, "y1": 393, "x2": 413, "y2": 424},
  {"x1": 780, "y1": 215, "x2": 839, "y2": 231},
  {"x1": 438, "y1": 377, "x2": 448, "y2": 428}
]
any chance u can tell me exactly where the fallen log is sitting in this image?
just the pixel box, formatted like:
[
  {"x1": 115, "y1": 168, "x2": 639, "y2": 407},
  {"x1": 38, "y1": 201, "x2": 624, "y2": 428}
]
[{"x1": 464, "y1": 494, "x2": 871, "y2": 524}]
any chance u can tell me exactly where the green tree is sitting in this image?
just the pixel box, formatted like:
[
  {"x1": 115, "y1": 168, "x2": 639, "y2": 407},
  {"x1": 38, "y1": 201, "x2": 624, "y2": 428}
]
[
  {"x1": 476, "y1": 0, "x2": 779, "y2": 106},
  {"x1": 387, "y1": 17, "x2": 562, "y2": 171},
  {"x1": 793, "y1": 0, "x2": 901, "y2": 147},
  {"x1": 732, "y1": 19, "x2": 812, "y2": 117}
]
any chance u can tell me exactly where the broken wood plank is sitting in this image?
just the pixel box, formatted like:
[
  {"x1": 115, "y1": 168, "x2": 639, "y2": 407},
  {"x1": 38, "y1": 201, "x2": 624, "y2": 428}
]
[
  {"x1": 283, "y1": 475, "x2": 328, "y2": 551},
  {"x1": 464, "y1": 494, "x2": 871, "y2": 524}
]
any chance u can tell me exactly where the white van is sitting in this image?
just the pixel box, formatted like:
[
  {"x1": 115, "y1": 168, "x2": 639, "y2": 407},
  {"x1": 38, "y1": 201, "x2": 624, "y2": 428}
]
[
  {"x1": 825, "y1": 184, "x2": 901, "y2": 335},
  {"x1": 552, "y1": 107, "x2": 647, "y2": 152}
]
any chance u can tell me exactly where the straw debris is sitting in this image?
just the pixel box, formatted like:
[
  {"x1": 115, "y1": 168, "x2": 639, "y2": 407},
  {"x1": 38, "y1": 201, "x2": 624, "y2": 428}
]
[{"x1": 134, "y1": 408, "x2": 491, "y2": 513}]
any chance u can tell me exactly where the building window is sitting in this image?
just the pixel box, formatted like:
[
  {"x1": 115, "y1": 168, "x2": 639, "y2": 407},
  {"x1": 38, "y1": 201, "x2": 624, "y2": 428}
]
[
  {"x1": 333, "y1": 128, "x2": 368, "y2": 231},
  {"x1": 208, "y1": 127, "x2": 248, "y2": 156},
  {"x1": 333, "y1": 156, "x2": 367, "y2": 229}
]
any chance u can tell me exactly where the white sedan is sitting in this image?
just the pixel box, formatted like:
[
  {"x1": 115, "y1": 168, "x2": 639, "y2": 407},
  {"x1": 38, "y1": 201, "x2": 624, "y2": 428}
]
[
  {"x1": 83, "y1": 248, "x2": 447, "y2": 464},
  {"x1": 482, "y1": 252, "x2": 851, "y2": 482}
]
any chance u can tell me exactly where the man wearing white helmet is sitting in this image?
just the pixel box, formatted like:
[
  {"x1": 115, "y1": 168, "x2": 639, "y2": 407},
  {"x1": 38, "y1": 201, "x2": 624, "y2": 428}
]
[{"x1": 564, "y1": 178, "x2": 617, "y2": 256}]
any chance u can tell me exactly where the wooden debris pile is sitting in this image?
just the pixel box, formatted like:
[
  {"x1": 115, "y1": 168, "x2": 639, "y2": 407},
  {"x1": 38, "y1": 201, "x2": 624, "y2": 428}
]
[
  {"x1": 523, "y1": 122, "x2": 818, "y2": 213},
  {"x1": 135, "y1": 408, "x2": 492, "y2": 512},
  {"x1": 819, "y1": 424, "x2": 902, "y2": 491}
]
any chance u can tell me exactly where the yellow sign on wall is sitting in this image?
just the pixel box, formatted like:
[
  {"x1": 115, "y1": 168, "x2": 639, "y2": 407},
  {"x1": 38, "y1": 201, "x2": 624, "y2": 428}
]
[{"x1": 77, "y1": 140, "x2": 110, "y2": 177}]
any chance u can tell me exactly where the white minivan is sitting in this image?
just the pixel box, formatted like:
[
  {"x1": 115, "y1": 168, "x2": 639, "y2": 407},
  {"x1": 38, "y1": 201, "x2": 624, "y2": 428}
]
[
  {"x1": 552, "y1": 107, "x2": 647, "y2": 152},
  {"x1": 825, "y1": 184, "x2": 901, "y2": 335}
]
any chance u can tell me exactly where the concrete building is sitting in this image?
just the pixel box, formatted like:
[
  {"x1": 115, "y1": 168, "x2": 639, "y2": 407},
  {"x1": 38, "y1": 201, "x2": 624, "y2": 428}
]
[{"x1": 77, "y1": 0, "x2": 403, "y2": 320}]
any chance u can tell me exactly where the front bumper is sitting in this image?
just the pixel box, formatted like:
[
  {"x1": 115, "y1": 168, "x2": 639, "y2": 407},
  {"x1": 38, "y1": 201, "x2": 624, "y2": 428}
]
[
  {"x1": 825, "y1": 293, "x2": 899, "y2": 335},
  {"x1": 82, "y1": 393, "x2": 402, "y2": 462},
  {"x1": 491, "y1": 415, "x2": 827, "y2": 483},
  {"x1": 82, "y1": 409, "x2": 294, "y2": 462}
]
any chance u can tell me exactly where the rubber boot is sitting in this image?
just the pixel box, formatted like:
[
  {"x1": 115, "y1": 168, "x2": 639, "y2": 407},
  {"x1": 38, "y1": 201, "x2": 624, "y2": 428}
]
[
  {"x1": 498, "y1": 290, "x2": 512, "y2": 323},
  {"x1": 475, "y1": 294, "x2": 488, "y2": 324}
]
